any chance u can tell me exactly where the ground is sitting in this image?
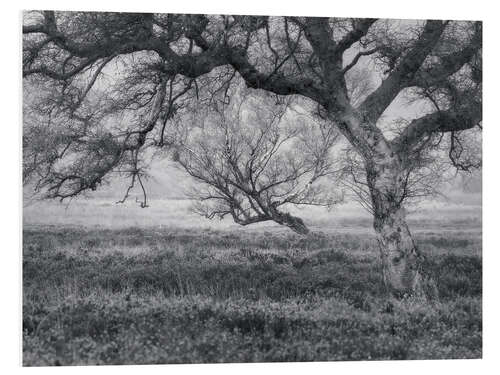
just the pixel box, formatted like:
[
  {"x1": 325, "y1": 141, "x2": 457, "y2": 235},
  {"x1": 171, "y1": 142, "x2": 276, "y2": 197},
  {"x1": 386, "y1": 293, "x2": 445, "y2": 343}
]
[{"x1": 22, "y1": 199, "x2": 482, "y2": 365}]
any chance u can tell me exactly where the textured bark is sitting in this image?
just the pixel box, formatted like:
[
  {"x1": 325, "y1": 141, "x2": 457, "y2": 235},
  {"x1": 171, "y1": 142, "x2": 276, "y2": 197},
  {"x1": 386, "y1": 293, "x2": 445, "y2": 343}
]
[
  {"x1": 367, "y1": 161, "x2": 424, "y2": 297},
  {"x1": 374, "y1": 202, "x2": 423, "y2": 297},
  {"x1": 274, "y1": 212, "x2": 310, "y2": 235},
  {"x1": 232, "y1": 211, "x2": 310, "y2": 235}
]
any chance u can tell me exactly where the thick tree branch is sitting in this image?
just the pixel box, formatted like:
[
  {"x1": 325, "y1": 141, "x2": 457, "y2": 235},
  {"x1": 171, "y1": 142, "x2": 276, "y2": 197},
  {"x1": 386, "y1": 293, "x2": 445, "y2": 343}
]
[
  {"x1": 412, "y1": 22, "x2": 482, "y2": 89},
  {"x1": 392, "y1": 106, "x2": 481, "y2": 152},
  {"x1": 358, "y1": 20, "x2": 447, "y2": 123},
  {"x1": 225, "y1": 46, "x2": 326, "y2": 102},
  {"x1": 336, "y1": 18, "x2": 377, "y2": 53}
]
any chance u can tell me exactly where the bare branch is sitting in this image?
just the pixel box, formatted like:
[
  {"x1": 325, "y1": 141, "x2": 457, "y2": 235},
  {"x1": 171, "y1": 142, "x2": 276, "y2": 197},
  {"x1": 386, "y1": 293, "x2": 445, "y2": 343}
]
[
  {"x1": 342, "y1": 47, "x2": 379, "y2": 74},
  {"x1": 393, "y1": 106, "x2": 481, "y2": 152},
  {"x1": 336, "y1": 18, "x2": 378, "y2": 53},
  {"x1": 358, "y1": 20, "x2": 447, "y2": 123}
]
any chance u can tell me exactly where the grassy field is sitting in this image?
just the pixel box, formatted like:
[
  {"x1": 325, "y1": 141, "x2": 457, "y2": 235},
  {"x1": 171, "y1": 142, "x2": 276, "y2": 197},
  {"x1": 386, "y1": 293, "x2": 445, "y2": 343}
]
[{"x1": 22, "y1": 199, "x2": 482, "y2": 365}]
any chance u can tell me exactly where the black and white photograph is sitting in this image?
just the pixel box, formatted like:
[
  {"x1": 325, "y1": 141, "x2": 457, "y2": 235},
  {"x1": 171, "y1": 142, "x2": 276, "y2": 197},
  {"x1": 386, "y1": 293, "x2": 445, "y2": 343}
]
[{"x1": 18, "y1": 3, "x2": 488, "y2": 368}]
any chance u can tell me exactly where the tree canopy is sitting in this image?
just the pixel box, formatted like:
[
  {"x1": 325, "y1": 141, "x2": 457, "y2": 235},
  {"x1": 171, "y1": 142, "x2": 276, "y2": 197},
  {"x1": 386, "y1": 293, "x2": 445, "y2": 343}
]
[{"x1": 23, "y1": 12, "x2": 481, "y2": 203}]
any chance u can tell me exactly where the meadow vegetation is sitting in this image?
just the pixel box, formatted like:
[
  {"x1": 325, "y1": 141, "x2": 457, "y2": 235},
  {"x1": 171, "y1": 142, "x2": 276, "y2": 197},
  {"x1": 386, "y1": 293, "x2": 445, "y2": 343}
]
[{"x1": 23, "y1": 211, "x2": 482, "y2": 365}]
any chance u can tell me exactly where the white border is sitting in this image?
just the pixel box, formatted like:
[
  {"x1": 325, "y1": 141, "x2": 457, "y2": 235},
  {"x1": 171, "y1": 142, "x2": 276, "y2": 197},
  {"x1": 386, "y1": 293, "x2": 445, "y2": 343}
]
[{"x1": 2, "y1": 1, "x2": 498, "y2": 374}]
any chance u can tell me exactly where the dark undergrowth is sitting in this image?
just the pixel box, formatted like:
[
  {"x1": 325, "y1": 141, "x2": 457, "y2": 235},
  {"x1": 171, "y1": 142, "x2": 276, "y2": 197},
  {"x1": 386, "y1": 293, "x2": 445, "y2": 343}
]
[{"x1": 23, "y1": 227, "x2": 482, "y2": 365}]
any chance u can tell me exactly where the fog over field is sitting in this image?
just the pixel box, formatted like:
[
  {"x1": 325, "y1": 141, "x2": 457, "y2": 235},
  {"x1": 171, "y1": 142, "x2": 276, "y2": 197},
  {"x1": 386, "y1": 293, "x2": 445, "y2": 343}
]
[{"x1": 24, "y1": 160, "x2": 481, "y2": 232}]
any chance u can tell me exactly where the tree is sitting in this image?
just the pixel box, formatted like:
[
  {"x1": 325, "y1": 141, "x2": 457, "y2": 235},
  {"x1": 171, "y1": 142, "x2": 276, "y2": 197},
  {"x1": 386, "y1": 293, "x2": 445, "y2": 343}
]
[
  {"x1": 170, "y1": 84, "x2": 342, "y2": 234},
  {"x1": 23, "y1": 12, "x2": 482, "y2": 297}
]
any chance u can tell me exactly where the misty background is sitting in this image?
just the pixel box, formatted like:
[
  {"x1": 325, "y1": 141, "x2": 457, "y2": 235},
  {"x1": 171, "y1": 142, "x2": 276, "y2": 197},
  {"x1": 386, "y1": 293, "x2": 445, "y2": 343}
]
[{"x1": 23, "y1": 158, "x2": 481, "y2": 231}]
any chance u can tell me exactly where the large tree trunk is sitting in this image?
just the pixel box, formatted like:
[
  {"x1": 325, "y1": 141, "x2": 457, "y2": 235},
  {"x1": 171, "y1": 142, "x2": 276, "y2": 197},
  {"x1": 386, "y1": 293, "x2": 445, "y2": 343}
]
[
  {"x1": 366, "y1": 162, "x2": 425, "y2": 298},
  {"x1": 373, "y1": 200, "x2": 424, "y2": 297},
  {"x1": 327, "y1": 100, "x2": 432, "y2": 297}
]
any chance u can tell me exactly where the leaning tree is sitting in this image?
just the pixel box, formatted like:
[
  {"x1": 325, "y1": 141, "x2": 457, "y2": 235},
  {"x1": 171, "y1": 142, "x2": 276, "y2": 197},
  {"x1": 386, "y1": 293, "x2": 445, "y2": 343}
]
[
  {"x1": 22, "y1": 11, "x2": 482, "y2": 297},
  {"x1": 170, "y1": 84, "x2": 342, "y2": 235}
]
